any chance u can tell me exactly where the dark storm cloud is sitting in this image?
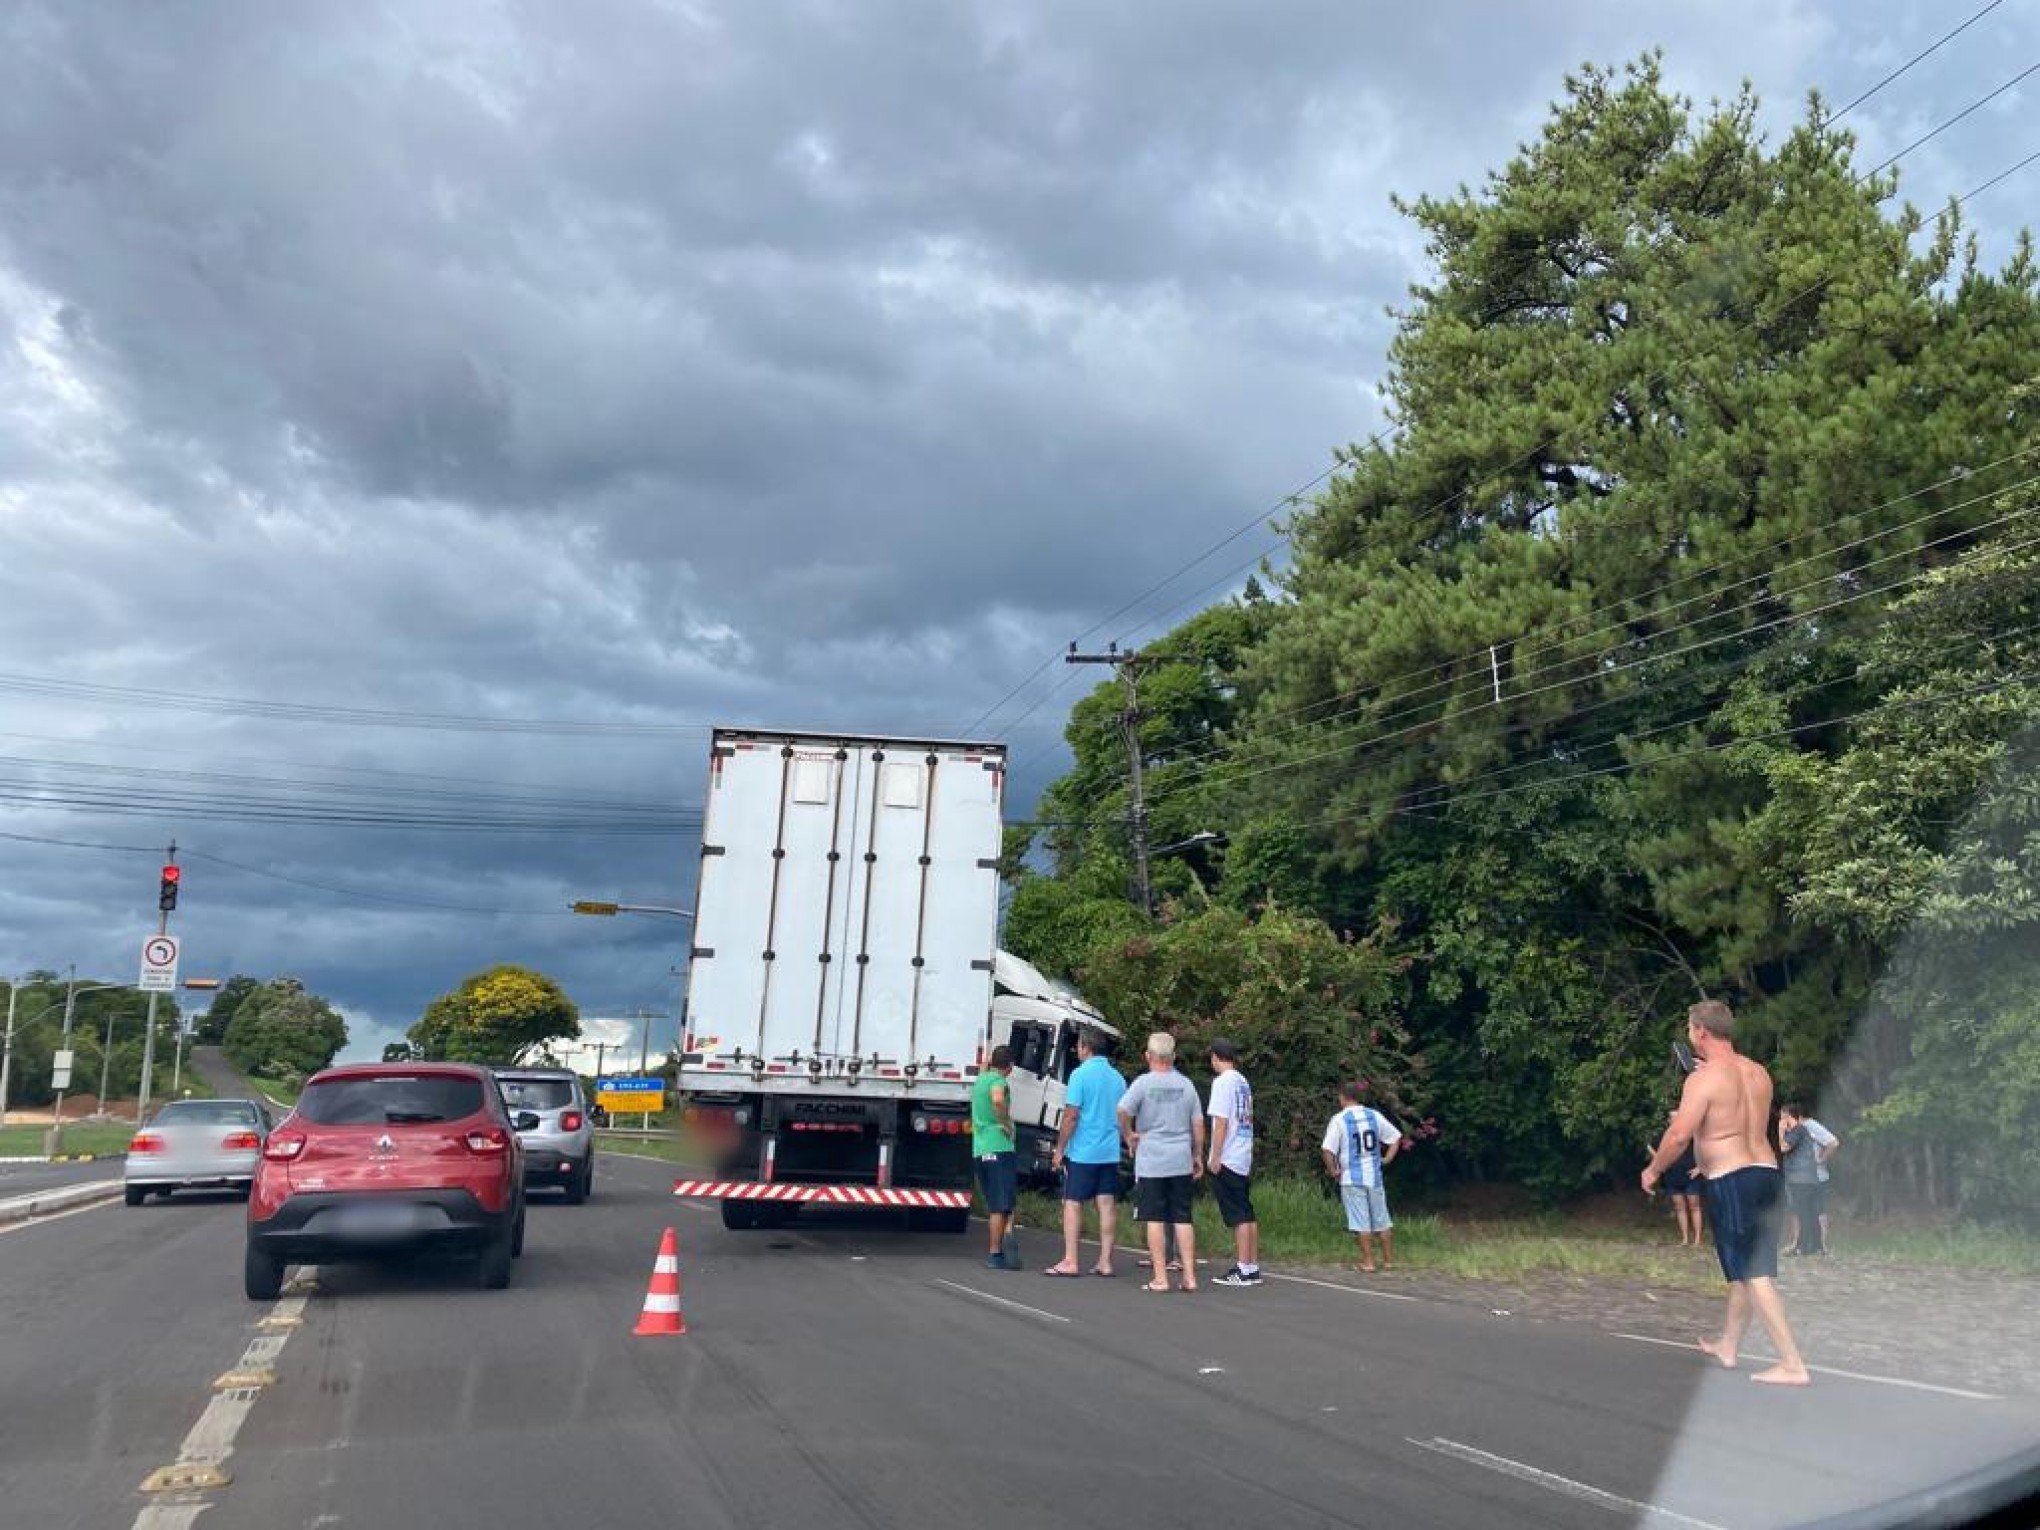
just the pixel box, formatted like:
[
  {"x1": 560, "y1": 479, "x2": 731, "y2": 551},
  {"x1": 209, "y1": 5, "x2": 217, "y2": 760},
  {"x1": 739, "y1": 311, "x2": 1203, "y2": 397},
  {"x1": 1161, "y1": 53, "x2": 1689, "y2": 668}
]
[{"x1": 2, "y1": 0, "x2": 2033, "y2": 1045}]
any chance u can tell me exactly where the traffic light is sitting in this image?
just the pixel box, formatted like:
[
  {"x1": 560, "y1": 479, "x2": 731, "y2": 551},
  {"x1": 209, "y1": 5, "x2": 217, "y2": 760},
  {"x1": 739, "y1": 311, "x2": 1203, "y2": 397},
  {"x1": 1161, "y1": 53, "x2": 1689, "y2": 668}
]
[{"x1": 159, "y1": 864, "x2": 181, "y2": 912}]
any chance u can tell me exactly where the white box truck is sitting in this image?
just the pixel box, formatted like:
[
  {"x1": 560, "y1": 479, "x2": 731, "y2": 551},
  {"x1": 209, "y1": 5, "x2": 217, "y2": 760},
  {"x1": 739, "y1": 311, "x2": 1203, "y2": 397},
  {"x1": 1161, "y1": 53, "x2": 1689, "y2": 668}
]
[{"x1": 673, "y1": 727, "x2": 1013, "y2": 1231}]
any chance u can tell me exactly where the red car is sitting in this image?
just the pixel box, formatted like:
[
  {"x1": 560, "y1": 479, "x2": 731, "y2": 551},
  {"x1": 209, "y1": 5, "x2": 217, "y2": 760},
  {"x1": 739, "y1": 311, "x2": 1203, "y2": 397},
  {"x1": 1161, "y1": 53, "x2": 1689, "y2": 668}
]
[{"x1": 245, "y1": 1062, "x2": 527, "y2": 1299}]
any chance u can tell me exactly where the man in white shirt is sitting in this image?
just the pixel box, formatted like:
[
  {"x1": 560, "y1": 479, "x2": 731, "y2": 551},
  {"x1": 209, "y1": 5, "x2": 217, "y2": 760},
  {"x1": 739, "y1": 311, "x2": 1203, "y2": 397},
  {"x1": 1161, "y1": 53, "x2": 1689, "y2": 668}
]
[
  {"x1": 1206, "y1": 1039, "x2": 1260, "y2": 1287},
  {"x1": 1321, "y1": 1080, "x2": 1402, "y2": 1273}
]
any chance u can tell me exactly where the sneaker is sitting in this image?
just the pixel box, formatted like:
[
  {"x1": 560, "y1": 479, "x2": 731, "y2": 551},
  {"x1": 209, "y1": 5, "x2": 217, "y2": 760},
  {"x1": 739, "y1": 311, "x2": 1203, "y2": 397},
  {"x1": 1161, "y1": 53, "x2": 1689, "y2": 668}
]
[
  {"x1": 1214, "y1": 1268, "x2": 1257, "y2": 1287},
  {"x1": 985, "y1": 1253, "x2": 1007, "y2": 1270},
  {"x1": 1001, "y1": 1250, "x2": 1024, "y2": 1271},
  {"x1": 1239, "y1": 1266, "x2": 1264, "y2": 1285}
]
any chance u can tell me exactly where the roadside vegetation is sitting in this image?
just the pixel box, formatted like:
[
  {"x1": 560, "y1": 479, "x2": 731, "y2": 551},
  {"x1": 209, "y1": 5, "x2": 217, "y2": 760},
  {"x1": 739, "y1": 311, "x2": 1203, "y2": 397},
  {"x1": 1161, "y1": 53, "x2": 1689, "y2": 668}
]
[
  {"x1": 0, "y1": 1122, "x2": 139, "y2": 1158},
  {"x1": 1014, "y1": 1176, "x2": 2040, "y2": 1283},
  {"x1": 1001, "y1": 56, "x2": 2040, "y2": 1227}
]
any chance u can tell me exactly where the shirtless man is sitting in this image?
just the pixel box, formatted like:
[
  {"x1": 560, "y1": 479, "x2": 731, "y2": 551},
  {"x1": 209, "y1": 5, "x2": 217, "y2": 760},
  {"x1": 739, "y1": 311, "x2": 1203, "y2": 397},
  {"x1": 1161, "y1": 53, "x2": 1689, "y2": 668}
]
[{"x1": 1644, "y1": 999, "x2": 1810, "y2": 1386}]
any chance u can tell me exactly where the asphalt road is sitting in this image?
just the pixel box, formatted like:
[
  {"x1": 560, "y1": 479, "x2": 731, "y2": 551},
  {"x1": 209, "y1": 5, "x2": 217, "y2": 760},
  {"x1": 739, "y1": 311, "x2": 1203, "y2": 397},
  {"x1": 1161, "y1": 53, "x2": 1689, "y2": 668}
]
[{"x1": 2, "y1": 1152, "x2": 2034, "y2": 1530}]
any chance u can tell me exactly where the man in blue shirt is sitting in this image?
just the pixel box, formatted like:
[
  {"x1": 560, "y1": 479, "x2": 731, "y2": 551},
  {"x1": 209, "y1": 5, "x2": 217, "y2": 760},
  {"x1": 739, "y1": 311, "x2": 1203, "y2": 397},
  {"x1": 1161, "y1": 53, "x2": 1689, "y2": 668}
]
[{"x1": 1042, "y1": 1029, "x2": 1127, "y2": 1277}]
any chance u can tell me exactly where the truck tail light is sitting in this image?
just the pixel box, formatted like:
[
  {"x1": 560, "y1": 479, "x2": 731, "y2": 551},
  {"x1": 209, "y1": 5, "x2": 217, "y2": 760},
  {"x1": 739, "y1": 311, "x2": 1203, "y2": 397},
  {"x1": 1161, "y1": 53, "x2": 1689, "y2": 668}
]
[
  {"x1": 466, "y1": 1127, "x2": 511, "y2": 1155},
  {"x1": 911, "y1": 1114, "x2": 928, "y2": 1134},
  {"x1": 560, "y1": 1111, "x2": 584, "y2": 1133},
  {"x1": 262, "y1": 1131, "x2": 307, "y2": 1162},
  {"x1": 129, "y1": 1132, "x2": 166, "y2": 1155},
  {"x1": 220, "y1": 1132, "x2": 261, "y2": 1150}
]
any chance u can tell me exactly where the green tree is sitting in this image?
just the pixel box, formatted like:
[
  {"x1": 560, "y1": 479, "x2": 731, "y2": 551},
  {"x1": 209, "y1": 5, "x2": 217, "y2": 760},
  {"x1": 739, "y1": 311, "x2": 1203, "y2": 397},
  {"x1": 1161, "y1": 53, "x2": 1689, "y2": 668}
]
[
  {"x1": 409, "y1": 966, "x2": 579, "y2": 1064},
  {"x1": 194, "y1": 975, "x2": 260, "y2": 1045},
  {"x1": 1016, "y1": 55, "x2": 2040, "y2": 1206},
  {"x1": 222, "y1": 979, "x2": 349, "y2": 1086},
  {"x1": 1071, "y1": 902, "x2": 1420, "y2": 1180}
]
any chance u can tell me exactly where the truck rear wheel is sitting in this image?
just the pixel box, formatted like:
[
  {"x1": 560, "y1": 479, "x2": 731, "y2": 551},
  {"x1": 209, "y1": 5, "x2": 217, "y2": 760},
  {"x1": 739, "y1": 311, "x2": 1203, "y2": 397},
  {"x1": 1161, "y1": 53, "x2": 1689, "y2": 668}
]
[
  {"x1": 720, "y1": 1199, "x2": 762, "y2": 1231},
  {"x1": 908, "y1": 1207, "x2": 971, "y2": 1235}
]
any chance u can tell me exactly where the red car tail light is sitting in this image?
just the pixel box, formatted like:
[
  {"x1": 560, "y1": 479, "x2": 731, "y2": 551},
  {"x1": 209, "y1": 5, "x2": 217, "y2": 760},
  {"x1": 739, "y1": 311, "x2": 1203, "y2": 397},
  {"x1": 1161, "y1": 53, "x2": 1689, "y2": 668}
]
[
  {"x1": 560, "y1": 1110, "x2": 584, "y2": 1133},
  {"x1": 129, "y1": 1132, "x2": 166, "y2": 1154},
  {"x1": 465, "y1": 1126, "x2": 511, "y2": 1154},
  {"x1": 220, "y1": 1131, "x2": 261, "y2": 1150},
  {"x1": 262, "y1": 1131, "x2": 307, "y2": 1162}
]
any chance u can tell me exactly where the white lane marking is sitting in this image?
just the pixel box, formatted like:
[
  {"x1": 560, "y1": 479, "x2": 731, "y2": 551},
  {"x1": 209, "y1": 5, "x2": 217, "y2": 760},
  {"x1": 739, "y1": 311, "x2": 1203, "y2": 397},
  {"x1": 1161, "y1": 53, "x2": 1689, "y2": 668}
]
[
  {"x1": 1261, "y1": 1270, "x2": 1418, "y2": 1302},
  {"x1": 130, "y1": 1284, "x2": 315, "y2": 1528},
  {"x1": 1607, "y1": 1332, "x2": 2001, "y2": 1401},
  {"x1": 1407, "y1": 1436, "x2": 1729, "y2": 1530},
  {"x1": 930, "y1": 1278, "x2": 1072, "y2": 1324},
  {"x1": 0, "y1": 1196, "x2": 119, "y2": 1234}
]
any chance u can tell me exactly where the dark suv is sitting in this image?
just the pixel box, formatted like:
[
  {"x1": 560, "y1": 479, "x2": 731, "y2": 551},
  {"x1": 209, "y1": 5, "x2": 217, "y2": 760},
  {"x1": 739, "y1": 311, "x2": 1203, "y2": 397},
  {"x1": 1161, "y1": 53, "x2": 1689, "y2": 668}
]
[{"x1": 244, "y1": 1062, "x2": 527, "y2": 1299}]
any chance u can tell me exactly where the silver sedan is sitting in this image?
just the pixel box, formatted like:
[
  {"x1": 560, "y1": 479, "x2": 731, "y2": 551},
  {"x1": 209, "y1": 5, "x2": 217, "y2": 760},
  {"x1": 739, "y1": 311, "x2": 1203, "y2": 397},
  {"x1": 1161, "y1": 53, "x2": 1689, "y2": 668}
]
[{"x1": 124, "y1": 1098, "x2": 274, "y2": 1203}]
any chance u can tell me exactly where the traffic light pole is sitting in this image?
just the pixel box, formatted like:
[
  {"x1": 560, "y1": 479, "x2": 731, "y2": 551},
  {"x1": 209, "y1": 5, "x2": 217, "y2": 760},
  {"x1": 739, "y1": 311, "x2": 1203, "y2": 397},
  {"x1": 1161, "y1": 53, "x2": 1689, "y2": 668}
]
[{"x1": 135, "y1": 842, "x2": 177, "y2": 1126}]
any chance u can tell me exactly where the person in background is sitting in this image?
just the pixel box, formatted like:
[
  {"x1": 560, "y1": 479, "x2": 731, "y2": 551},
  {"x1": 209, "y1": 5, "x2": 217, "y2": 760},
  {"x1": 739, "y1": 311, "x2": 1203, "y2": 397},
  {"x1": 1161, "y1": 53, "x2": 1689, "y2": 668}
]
[
  {"x1": 971, "y1": 1045, "x2": 1020, "y2": 1270},
  {"x1": 1778, "y1": 1102, "x2": 1839, "y2": 1256},
  {"x1": 1117, "y1": 1032, "x2": 1205, "y2": 1293},
  {"x1": 1659, "y1": 1108, "x2": 1705, "y2": 1247},
  {"x1": 1207, "y1": 1039, "x2": 1261, "y2": 1287},
  {"x1": 1043, "y1": 1029, "x2": 1126, "y2": 1278},
  {"x1": 1321, "y1": 1080, "x2": 1401, "y2": 1272}
]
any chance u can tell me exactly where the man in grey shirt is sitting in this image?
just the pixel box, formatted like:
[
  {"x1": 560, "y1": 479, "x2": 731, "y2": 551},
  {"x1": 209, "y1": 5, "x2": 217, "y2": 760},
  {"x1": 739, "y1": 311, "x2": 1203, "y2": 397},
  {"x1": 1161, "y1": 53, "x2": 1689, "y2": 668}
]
[{"x1": 1117, "y1": 1031, "x2": 1206, "y2": 1292}]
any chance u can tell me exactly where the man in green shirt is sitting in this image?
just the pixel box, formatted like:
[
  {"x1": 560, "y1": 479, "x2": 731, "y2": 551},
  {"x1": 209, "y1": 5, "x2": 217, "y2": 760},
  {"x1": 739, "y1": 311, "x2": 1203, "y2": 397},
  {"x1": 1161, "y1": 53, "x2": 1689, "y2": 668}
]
[{"x1": 971, "y1": 1045, "x2": 1019, "y2": 1270}]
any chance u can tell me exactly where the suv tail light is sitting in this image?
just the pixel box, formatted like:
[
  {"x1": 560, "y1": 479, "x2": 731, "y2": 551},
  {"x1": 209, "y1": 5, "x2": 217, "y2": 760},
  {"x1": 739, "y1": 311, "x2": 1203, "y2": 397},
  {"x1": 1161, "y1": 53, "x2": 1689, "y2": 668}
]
[
  {"x1": 560, "y1": 1110, "x2": 584, "y2": 1133},
  {"x1": 262, "y1": 1131, "x2": 307, "y2": 1162},
  {"x1": 220, "y1": 1131, "x2": 261, "y2": 1150},
  {"x1": 465, "y1": 1126, "x2": 511, "y2": 1154},
  {"x1": 129, "y1": 1132, "x2": 166, "y2": 1155}
]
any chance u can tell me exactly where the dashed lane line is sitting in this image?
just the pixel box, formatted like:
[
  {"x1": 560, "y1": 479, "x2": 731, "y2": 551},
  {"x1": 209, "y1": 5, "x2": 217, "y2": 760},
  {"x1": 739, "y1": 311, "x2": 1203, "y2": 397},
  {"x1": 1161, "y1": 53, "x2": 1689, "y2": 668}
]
[
  {"x1": 1261, "y1": 1269, "x2": 1419, "y2": 1302},
  {"x1": 929, "y1": 1278, "x2": 1073, "y2": 1324},
  {"x1": 1607, "y1": 1331, "x2": 2002, "y2": 1401},
  {"x1": 132, "y1": 1280, "x2": 317, "y2": 1528},
  {"x1": 1406, "y1": 1435, "x2": 1730, "y2": 1530}
]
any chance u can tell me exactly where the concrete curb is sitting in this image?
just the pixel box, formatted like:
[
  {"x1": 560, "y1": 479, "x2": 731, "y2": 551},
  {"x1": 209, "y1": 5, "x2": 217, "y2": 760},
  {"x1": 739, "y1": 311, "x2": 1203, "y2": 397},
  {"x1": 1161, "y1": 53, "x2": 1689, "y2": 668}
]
[
  {"x1": 0, "y1": 1178, "x2": 125, "y2": 1225},
  {"x1": 0, "y1": 1152, "x2": 128, "y2": 1165}
]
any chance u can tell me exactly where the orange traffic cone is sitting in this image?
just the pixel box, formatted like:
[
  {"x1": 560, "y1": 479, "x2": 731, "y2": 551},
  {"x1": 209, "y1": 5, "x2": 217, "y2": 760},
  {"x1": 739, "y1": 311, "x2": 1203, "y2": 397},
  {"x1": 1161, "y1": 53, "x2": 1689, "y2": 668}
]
[{"x1": 632, "y1": 1226, "x2": 687, "y2": 1336}]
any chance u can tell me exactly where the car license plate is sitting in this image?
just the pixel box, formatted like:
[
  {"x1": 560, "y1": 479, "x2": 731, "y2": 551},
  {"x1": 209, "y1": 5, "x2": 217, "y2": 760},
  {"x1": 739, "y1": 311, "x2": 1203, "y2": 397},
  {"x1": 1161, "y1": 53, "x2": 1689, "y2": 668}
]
[{"x1": 336, "y1": 1202, "x2": 420, "y2": 1236}]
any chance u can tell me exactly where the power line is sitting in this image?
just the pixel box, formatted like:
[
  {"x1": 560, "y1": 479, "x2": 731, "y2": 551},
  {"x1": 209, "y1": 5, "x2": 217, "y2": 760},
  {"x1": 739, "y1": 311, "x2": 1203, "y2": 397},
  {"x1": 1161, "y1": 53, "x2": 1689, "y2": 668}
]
[
  {"x1": 1860, "y1": 60, "x2": 2040, "y2": 184},
  {"x1": 1153, "y1": 459, "x2": 2040, "y2": 782},
  {"x1": 1144, "y1": 519, "x2": 2040, "y2": 809},
  {"x1": 1961, "y1": 146, "x2": 2040, "y2": 202},
  {"x1": 1818, "y1": 0, "x2": 2010, "y2": 127},
  {"x1": 177, "y1": 849, "x2": 580, "y2": 917},
  {"x1": 1311, "y1": 667, "x2": 2040, "y2": 834},
  {"x1": 0, "y1": 672, "x2": 720, "y2": 738},
  {"x1": 0, "y1": 729, "x2": 684, "y2": 807}
]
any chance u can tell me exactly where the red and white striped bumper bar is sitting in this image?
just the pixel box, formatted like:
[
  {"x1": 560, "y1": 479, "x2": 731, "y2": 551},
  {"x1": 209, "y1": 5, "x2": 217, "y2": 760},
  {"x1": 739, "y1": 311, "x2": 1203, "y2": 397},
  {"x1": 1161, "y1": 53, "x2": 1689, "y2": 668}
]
[{"x1": 672, "y1": 1181, "x2": 971, "y2": 1208}]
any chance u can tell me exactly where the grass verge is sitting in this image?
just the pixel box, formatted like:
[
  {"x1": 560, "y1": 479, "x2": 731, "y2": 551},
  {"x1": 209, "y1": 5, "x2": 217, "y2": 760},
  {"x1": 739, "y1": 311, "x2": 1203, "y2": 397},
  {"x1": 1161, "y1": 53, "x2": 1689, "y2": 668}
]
[
  {"x1": 1019, "y1": 1174, "x2": 2038, "y2": 1286},
  {"x1": 595, "y1": 1129, "x2": 692, "y2": 1165},
  {"x1": 0, "y1": 1122, "x2": 137, "y2": 1158}
]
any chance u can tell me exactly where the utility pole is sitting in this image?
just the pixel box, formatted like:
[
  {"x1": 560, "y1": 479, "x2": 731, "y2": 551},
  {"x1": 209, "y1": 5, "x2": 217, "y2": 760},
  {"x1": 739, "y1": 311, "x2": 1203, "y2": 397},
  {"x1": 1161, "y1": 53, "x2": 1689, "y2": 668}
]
[
  {"x1": 0, "y1": 977, "x2": 18, "y2": 1128},
  {"x1": 1065, "y1": 644, "x2": 1192, "y2": 916},
  {"x1": 135, "y1": 841, "x2": 176, "y2": 1125},
  {"x1": 44, "y1": 968, "x2": 78, "y2": 1154}
]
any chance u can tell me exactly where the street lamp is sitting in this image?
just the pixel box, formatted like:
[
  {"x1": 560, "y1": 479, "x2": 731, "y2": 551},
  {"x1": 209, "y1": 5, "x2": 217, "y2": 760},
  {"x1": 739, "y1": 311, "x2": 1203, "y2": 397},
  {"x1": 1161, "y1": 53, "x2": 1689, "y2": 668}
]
[
  {"x1": 570, "y1": 899, "x2": 695, "y2": 1101},
  {"x1": 568, "y1": 901, "x2": 696, "y2": 920},
  {"x1": 1152, "y1": 830, "x2": 1225, "y2": 858}
]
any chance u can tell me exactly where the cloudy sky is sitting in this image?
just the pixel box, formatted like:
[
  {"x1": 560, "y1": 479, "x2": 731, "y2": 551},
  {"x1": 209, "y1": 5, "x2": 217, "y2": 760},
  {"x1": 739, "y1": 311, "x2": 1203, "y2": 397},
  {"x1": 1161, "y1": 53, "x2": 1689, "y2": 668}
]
[{"x1": 3, "y1": 1, "x2": 2034, "y2": 1062}]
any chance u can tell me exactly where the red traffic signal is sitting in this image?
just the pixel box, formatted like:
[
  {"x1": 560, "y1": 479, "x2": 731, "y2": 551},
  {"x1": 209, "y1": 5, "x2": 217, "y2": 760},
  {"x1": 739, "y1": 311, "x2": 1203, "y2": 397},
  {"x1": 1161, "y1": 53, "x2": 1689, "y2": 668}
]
[
  {"x1": 159, "y1": 864, "x2": 181, "y2": 912},
  {"x1": 161, "y1": 865, "x2": 181, "y2": 885}
]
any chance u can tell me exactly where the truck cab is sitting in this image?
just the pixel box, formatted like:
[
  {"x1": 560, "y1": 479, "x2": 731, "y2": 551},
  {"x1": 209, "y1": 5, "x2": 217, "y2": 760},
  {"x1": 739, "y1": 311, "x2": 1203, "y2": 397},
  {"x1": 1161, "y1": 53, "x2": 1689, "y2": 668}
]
[{"x1": 992, "y1": 950, "x2": 1121, "y2": 1186}]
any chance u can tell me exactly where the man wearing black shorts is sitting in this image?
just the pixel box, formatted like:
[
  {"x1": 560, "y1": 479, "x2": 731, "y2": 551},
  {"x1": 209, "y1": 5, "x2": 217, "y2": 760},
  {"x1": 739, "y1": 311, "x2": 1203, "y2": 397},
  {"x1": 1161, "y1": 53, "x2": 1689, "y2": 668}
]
[
  {"x1": 1206, "y1": 1039, "x2": 1261, "y2": 1286},
  {"x1": 1116, "y1": 1032, "x2": 1205, "y2": 1293},
  {"x1": 1645, "y1": 1000, "x2": 1809, "y2": 1385}
]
